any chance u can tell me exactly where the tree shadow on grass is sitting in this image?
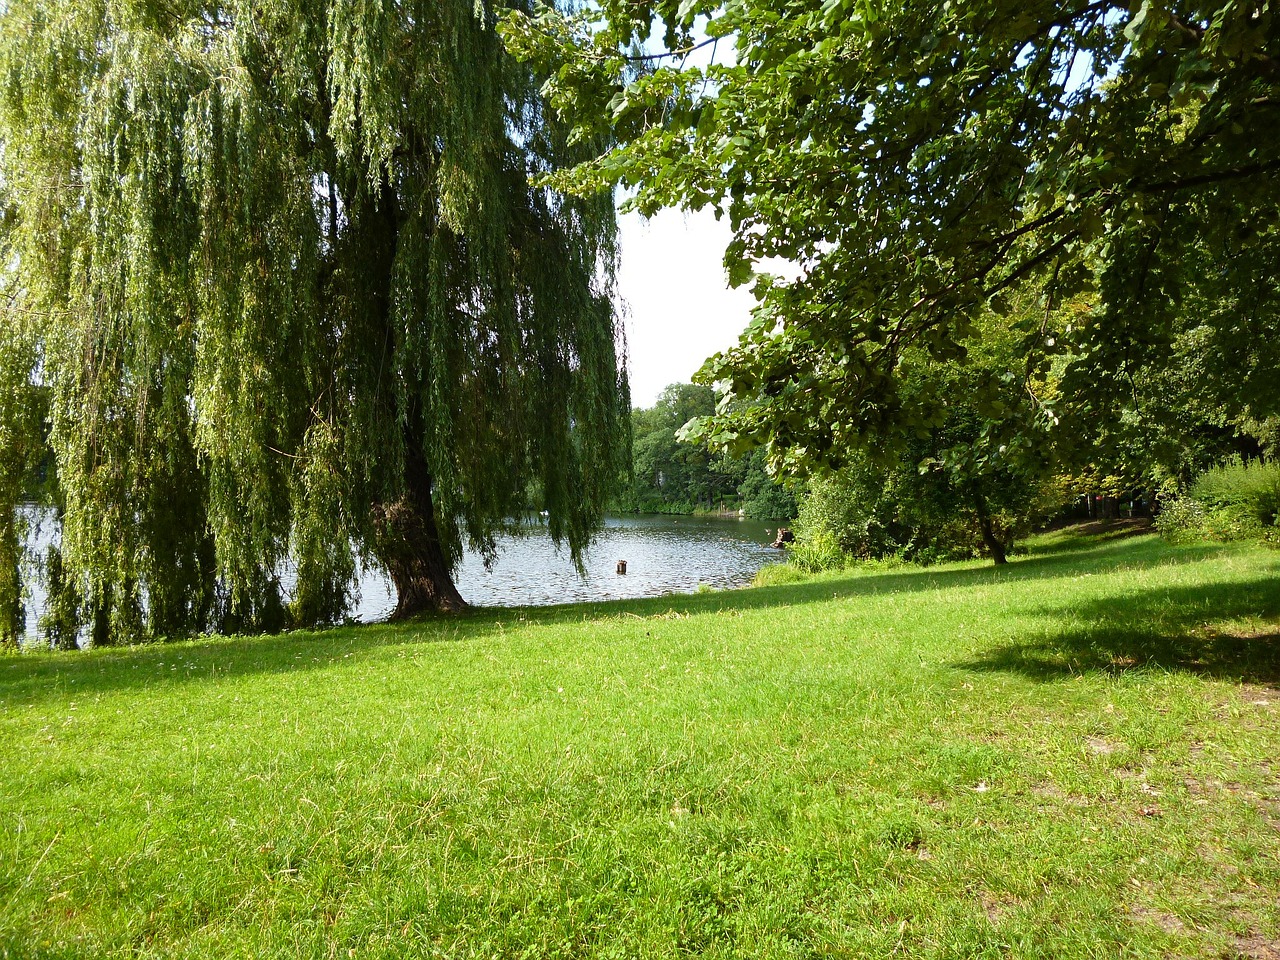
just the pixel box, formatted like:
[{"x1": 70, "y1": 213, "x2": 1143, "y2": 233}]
[
  {"x1": 1023, "y1": 519, "x2": 1153, "y2": 553},
  {"x1": 0, "y1": 623, "x2": 415, "y2": 708},
  {"x1": 0, "y1": 531, "x2": 1262, "y2": 704},
  {"x1": 956, "y1": 576, "x2": 1280, "y2": 686}
]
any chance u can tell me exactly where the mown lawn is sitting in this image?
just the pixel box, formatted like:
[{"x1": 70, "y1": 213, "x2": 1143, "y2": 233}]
[{"x1": 1, "y1": 526, "x2": 1278, "y2": 959}]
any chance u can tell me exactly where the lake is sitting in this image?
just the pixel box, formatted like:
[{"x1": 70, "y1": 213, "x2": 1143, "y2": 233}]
[{"x1": 16, "y1": 510, "x2": 784, "y2": 640}]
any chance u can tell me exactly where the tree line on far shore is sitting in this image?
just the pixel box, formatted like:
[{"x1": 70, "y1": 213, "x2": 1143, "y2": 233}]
[{"x1": 620, "y1": 383, "x2": 797, "y2": 520}]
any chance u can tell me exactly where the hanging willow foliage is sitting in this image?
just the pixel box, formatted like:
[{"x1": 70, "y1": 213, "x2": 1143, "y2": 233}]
[{"x1": 0, "y1": 0, "x2": 629, "y2": 645}]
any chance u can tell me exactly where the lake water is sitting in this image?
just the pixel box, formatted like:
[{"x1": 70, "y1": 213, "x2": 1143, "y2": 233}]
[
  {"x1": 16, "y1": 510, "x2": 783, "y2": 639},
  {"x1": 407, "y1": 514, "x2": 781, "y2": 614}
]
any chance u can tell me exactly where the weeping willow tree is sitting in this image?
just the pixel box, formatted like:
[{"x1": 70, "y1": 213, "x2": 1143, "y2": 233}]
[{"x1": 0, "y1": 0, "x2": 628, "y2": 645}]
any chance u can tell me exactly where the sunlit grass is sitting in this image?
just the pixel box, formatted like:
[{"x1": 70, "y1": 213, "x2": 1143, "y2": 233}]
[{"x1": 2, "y1": 526, "x2": 1278, "y2": 958}]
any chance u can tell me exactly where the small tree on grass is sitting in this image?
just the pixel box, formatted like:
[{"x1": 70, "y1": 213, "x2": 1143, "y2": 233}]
[{"x1": 784, "y1": 307, "x2": 1066, "y2": 568}]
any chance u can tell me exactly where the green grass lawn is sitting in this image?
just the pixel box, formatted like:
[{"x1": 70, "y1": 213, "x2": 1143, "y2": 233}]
[{"x1": 2, "y1": 527, "x2": 1278, "y2": 959}]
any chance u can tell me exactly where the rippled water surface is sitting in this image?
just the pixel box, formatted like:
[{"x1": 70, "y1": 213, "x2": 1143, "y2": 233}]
[
  {"x1": 353, "y1": 514, "x2": 781, "y2": 620},
  {"x1": 18, "y1": 510, "x2": 784, "y2": 637}
]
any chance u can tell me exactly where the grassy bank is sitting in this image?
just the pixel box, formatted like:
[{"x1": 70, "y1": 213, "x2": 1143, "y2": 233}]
[{"x1": 2, "y1": 527, "x2": 1278, "y2": 959}]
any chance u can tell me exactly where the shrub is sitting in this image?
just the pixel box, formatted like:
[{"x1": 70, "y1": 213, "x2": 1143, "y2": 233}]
[
  {"x1": 1190, "y1": 459, "x2": 1280, "y2": 528},
  {"x1": 792, "y1": 468, "x2": 901, "y2": 560},
  {"x1": 1154, "y1": 496, "x2": 1211, "y2": 544},
  {"x1": 1156, "y1": 459, "x2": 1280, "y2": 545},
  {"x1": 786, "y1": 529, "x2": 849, "y2": 573}
]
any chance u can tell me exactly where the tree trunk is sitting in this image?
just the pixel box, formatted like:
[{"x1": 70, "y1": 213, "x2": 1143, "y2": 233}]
[
  {"x1": 362, "y1": 176, "x2": 466, "y2": 618},
  {"x1": 373, "y1": 446, "x2": 467, "y2": 618},
  {"x1": 972, "y1": 495, "x2": 1009, "y2": 565}
]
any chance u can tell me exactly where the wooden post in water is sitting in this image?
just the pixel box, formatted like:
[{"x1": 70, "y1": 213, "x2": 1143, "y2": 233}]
[{"x1": 616, "y1": 560, "x2": 628, "y2": 575}]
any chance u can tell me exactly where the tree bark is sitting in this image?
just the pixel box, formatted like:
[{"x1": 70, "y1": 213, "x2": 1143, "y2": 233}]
[
  {"x1": 361, "y1": 175, "x2": 466, "y2": 618},
  {"x1": 373, "y1": 445, "x2": 467, "y2": 618},
  {"x1": 973, "y1": 495, "x2": 1009, "y2": 565}
]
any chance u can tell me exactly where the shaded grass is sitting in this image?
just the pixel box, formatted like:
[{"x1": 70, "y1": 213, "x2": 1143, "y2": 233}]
[{"x1": 1, "y1": 526, "x2": 1278, "y2": 958}]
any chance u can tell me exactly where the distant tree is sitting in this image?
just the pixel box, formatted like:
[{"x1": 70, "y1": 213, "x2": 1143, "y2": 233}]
[
  {"x1": 0, "y1": 0, "x2": 628, "y2": 644},
  {"x1": 735, "y1": 450, "x2": 798, "y2": 520},
  {"x1": 624, "y1": 383, "x2": 796, "y2": 515},
  {"x1": 628, "y1": 383, "x2": 740, "y2": 512}
]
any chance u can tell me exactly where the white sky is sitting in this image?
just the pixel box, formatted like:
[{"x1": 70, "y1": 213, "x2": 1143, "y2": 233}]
[
  {"x1": 607, "y1": 24, "x2": 757, "y2": 410},
  {"x1": 615, "y1": 206, "x2": 757, "y2": 408}
]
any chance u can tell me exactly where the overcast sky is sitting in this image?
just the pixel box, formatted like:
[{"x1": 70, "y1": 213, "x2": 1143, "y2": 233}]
[
  {"x1": 605, "y1": 25, "x2": 757, "y2": 410},
  {"x1": 615, "y1": 206, "x2": 757, "y2": 409}
]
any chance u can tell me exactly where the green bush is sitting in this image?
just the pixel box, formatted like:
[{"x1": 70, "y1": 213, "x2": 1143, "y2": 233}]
[
  {"x1": 1156, "y1": 459, "x2": 1279, "y2": 544},
  {"x1": 1154, "y1": 496, "x2": 1211, "y2": 544},
  {"x1": 1190, "y1": 459, "x2": 1280, "y2": 527},
  {"x1": 786, "y1": 529, "x2": 850, "y2": 573},
  {"x1": 792, "y1": 469, "x2": 900, "y2": 560}
]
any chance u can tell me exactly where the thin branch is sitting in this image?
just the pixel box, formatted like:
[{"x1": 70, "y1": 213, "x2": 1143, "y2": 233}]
[
  {"x1": 1141, "y1": 156, "x2": 1280, "y2": 193},
  {"x1": 983, "y1": 228, "x2": 1081, "y2": 301},
  {"x1": 1040, "y1": 259, "x2": 1062, "y2": 339},
  {"x1": 981, "y1": 204, "x2": 1069, "y2": 253},
  {"x1": 267, "y1": 445, "x2": 309, "y2": 461},
  {"x1": 617, "y1": 37, "x2": 720, "y2": 63}
]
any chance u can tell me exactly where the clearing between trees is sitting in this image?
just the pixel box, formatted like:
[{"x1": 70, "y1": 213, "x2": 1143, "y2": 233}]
[{"x1": 1, "y1": 526, "x2": 1277, "y2": 958}]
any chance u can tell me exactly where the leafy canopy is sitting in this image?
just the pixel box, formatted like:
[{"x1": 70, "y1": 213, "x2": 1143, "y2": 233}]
[{"x1": 502, "y1": 0, "x2": 1280, "y2": 477}]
